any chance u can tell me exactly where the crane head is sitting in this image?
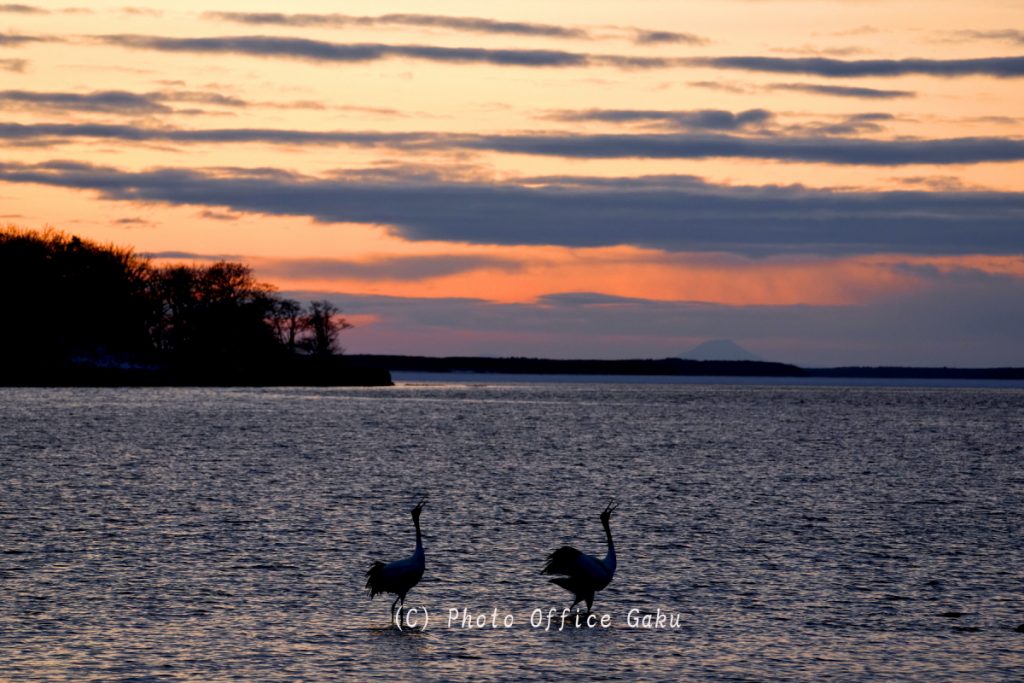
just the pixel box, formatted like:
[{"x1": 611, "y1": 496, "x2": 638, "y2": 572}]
[
  {"x1": 411, "y1": 497, "x2": 427, "y2": 520},
  {"x1": 600, "y1": 501, "x2": 618, "y2": 524}
]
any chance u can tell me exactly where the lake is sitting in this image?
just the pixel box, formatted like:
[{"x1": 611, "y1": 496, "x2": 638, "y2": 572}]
[{"x1": 1, "y1": 382, "x2": 1022, "y2": 680}]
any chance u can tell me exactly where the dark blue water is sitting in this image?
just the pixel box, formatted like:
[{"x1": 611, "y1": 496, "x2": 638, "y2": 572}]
[{"x1": 1, "y1": 384, "x2": 1022, "y2": 680}]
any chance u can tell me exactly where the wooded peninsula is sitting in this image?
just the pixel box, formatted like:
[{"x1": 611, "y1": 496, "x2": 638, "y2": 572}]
[{"x1": 0, "y1": 227, "x2": 390, "y2": 386}]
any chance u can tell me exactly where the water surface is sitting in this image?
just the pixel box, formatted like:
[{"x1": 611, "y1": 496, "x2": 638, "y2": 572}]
[{"x1": 1, "y1": 384, "x2": 1022, "y2": 680}]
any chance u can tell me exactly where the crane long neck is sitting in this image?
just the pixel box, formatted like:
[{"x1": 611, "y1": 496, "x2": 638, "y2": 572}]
[
  {"x1": 413, "y1": 516, "x2": 423, "y2": 556},
  {"x1": 603, "y1": 519, "x2": 616, "y2": 569}
]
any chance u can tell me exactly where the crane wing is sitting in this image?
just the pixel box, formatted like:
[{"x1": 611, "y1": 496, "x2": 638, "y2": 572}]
[
  {"x1": 542, "y1": 546, "x2": 583, "y2": 575},
  {"x1": 543, "y1": 546, "x2": 612, "y2": 583},
  {"x1": 365, "y1": 554, "x2": 424, "y2": 597}
]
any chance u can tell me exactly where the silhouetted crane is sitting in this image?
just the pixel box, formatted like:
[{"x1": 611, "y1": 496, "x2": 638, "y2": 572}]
[
  {"x1": 365, "y1": 498, "x2": 426, "y2": 624},
  {"x1": 542, "y1": 502, "x2": 618, "y2": 613}
]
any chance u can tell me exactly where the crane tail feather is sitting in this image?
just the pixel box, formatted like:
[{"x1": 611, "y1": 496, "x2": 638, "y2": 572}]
[{"x1": 365, "y1": 561, "x2": 387, "y2": 598}]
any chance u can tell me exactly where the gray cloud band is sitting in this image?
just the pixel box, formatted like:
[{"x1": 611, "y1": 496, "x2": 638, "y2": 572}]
[
  {"x1": 3, "y1": 122, "x2": 1024, "y2": 166},
  {"x1": 93, "y1": 34, "x2": 1024, "y2": 77},
  {"x1": 1, "y1": 161, "x2": 1021, "y2": 256},
  {"x1": 200, "y1": 11, "x2": 706, "y2": 45}
]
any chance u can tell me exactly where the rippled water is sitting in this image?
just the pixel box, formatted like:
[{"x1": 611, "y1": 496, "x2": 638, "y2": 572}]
[{"x1": 2, "y1": 383, "x2": 1022, "y2": 681}]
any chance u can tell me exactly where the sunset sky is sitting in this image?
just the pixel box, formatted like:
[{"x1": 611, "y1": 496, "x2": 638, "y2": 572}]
[{"x1": 2, "y1": 0, "x2": 1022, "y2": 365}]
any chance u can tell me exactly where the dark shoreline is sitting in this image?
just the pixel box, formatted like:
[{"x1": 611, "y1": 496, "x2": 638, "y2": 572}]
[
  {"x1": 347, "y1": 355, "x2": 1024, "y2": 381},
  {"x1": 3, "y1": 355, "x2": 1023, "y2": 387},
  {"x1": 0, "y1": 358, "x2": 393, "y2": 387}
]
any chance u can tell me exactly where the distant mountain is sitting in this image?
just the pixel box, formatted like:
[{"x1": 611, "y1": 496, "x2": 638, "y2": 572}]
[{"x1": 679, "y1": 339, "x2": 763, "y2": 362}]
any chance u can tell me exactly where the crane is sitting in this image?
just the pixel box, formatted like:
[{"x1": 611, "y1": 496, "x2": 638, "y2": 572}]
[
  {"x1": 365, "y1": 498, "x2": 426, "y2": 625},
  {"x1": 542, "y1": 502, "x2": 618, "y2": 613}
]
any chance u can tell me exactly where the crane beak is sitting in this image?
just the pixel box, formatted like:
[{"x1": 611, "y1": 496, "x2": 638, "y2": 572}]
[{"x1": 603, "y1": 501, "x2": 618, "y2": 516}]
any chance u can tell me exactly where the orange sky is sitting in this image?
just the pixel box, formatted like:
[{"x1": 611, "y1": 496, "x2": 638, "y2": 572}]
[{"x1": 2, "y1": 1, "x2": 1023, "y2": 364}]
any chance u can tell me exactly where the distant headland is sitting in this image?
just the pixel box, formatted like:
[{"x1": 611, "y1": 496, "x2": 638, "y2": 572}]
[{"x1": 346, "y1": 355, "x2": 1024, "y2": 381}]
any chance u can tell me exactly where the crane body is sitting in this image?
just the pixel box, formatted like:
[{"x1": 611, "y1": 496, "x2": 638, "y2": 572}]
[{"x1": 542, "y1": 502, "x2": 618, "y2": 613}]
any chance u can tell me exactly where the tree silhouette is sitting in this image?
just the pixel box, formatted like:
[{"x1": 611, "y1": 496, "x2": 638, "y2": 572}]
[
  {"x1": 0, "y1": 227, "x2": 153, "y2": 368},
  {"x1": 269, "y1": 298, "x2": 304, "y2": 353},
  {"x1": 147, "y1": 261, "x2": 279, "y2": 365},
  {"x1": 302, "y1": 299, "x2": 353, "y2": 356},
  {"x1": 0, "y1": 227, "x2": 359, "y2": 383}
]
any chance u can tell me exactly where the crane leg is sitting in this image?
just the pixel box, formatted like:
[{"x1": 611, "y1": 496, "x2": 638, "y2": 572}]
[
  {"x1": 391, "y1": 596, "x2": 401, "y2": 625},
  {"x1": 585, "y1": 596, "x2": 594, "y2": 614}
]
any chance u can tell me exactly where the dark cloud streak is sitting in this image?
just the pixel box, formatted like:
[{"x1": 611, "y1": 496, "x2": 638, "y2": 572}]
[
  {"x1": 0, "y1": 4, "x2": 45, "y2": 13},
  {"x1": 4, "y1": 121, "x2": 1024, "y2": 166},
  {"x1": 90, "y1": 34, "x2": 1024, "y2": 77},
  {"x1": 202, "y1": 11, "x2": 589, "y2": 39},
  {"x1": 0, "y1": 31, "x2": 46, "y2": 46},
  {"x1": 0, "y1": 122, "x2": 433, "y2": 147},
  {"x1": 469, "y1": 132, "x2": 1024, "y2": 166},
  {"x1": 0, "y1": 89, "x2": 312, "y2": 115},
  {"x1": 550, "y1": 108, "x2": 774, "y2": 131},
  {"x1": 687, "y1": 55, "x2": 1024, "y2": 77},
  {"x1": 97, "y1": 34, "x2": 595, "y2": 67},
  {"x1": 633, "y1": 29, "x2": 705, "y2": 45},
  {"x1": 259, "y1": 254, "x2": 523, "y2": 281},
  {"x1": 952, "y1": 30, "x2": 1024, "y2": 46},
  {"x1": 0, "y1": 160, "x2": 1021, "y2": 256},
  {"x1": 770, "y1": 82, "x2": 915, "y2": 98},
  {"x1": 202, "y1": 11, "x2": 707, "y2": 45},
  {"x1": 0, "y1": 89, "x2": 173, "y2": 114}
]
